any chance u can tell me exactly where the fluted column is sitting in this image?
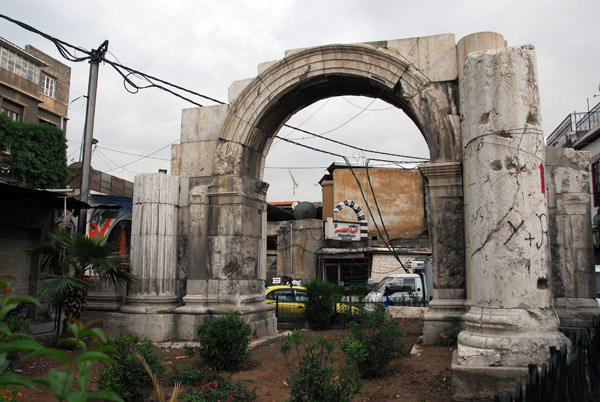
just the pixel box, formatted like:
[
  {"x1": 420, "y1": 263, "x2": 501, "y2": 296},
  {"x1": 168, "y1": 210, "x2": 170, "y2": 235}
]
[{"x1": 121, "y1": 173, "x2": 179, "y2": 313}]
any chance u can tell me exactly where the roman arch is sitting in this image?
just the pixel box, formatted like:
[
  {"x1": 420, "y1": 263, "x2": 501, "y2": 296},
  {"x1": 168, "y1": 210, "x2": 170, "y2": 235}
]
[{"x1": 104, "y1": 32, "x2": 598, "y2": 399}]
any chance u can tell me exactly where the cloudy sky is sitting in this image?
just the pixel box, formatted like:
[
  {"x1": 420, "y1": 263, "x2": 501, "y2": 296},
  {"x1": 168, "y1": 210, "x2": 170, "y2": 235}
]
[{"x1": 1, "y1": 1, "x2": 599, "y2": 201}]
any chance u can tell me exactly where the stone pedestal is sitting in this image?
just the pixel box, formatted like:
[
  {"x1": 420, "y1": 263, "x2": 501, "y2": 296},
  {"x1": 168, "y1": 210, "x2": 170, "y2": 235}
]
[
  {"x1": 104, "y1": 174, "x2": 180, "y2": 341},
  {"x1": 454, "y1": 45, "x2": 570, "y2": 400},
  {"x1": 419, "y1": 162, "x2": 467, "y2": 344},
  {"x1": 84, "y1": 277, "x2": 125, "y2": 322}
]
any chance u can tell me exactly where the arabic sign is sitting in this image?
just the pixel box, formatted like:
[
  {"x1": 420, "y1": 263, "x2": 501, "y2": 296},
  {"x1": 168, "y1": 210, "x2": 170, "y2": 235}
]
[{"x1": 328, "y1": 221, "x2": 361, "y2": 241}]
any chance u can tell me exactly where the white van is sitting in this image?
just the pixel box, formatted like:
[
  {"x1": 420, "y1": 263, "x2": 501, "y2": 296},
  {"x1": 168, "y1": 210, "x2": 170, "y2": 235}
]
[{"x1": 364, "y1": 273, "x2": 427, "y2": 307}]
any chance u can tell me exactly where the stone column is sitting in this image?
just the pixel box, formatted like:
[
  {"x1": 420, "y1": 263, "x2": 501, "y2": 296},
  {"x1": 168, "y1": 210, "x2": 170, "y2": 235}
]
[
  {"x1": 546, "y1": 147, "x2": 599, "y2": 333},
  {"x1": 453, "y1": 46, "x2": 569, "y2": 400},
  {"x1": 419, "y1": 162, "x2": 467, "y2": 345},
  {"x1": 104, "y1": 173, "x2": 179, "y2": 341}
]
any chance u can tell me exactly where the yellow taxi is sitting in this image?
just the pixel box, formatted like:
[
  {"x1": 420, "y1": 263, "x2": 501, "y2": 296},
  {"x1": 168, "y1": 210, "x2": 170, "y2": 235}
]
[
  {"x1": 265, "y1": 285, "x2": 357, "y2": 318},
  {"x1": 265, "y1": 285, "x2": 308, "y2": 317}
]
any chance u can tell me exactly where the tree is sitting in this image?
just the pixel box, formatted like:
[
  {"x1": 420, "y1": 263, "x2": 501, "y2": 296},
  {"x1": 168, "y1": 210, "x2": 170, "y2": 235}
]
[{"x1": 29, "y1": 229, "x2": 138, "y2": 332}]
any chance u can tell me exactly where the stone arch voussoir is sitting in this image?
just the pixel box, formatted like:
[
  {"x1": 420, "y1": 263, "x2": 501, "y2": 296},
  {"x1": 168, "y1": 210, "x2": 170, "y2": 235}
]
[{"x1": 216, "y1": 44, "x2": 461, "y2": 179}]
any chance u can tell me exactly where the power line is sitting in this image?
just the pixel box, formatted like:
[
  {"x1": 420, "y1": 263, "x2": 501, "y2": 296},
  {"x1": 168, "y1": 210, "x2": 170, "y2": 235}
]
[
  {"x1": 280, "y1": 124, "x2": 429, "y2": 161},
  {"x1": 97, "y1": 146, "x2": 171, "y2": 161},
  {"x1": 1, "y1": 13, "x2": 430, "y2": 167},
  {"x1": 104, "y1": 139, "x2": 178, "y2": 173}
]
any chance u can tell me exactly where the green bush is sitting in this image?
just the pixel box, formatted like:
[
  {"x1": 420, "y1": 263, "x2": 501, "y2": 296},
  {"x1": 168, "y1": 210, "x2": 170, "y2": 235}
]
[
  {"x1": 98, "y1": 331, "x2": 165, "y2": 402},
  {"x1": 341, "y1": 306, "x2": 405, "y2": 378},
  {"x1": 304, "y1": 279, "x2": 337, "y2": 329},
  {"x1": 281, "y1": 330, "x2": 362, "y2": 402},
  {"x1": 196, "y1": 311, "x2": 251, "y2": 371},
  {"x1": 2, "y1": 310, "x2": 32, "y2": 364},
  {"x1": 0, "y1": 113, "x2": 68, "y2": 188},
  {"x1": 179, "y1": 373, "x2": 257, "y2": 402},
  {"x1": 170, "y1": 364, "x2": 210, "y2": 387}
]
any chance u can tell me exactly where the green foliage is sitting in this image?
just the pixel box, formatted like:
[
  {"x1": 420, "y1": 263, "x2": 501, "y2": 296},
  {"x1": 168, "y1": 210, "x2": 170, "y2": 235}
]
[
  {"x1": 170, "y1": 364, "x2": 210, "y2": 387},
  {"x1": 348, "y1": 284, "x2": 369, "y2": 297},
  {"x1": 340, "y1": 306, "x2": 405, "y2": 378},
  {"x1": 0, "y1": 275, "x2": 122, "y2": 401},
  {"x1": 179, "y1": 373, "x2": 257, "y2": 402},
  {"x1": 304, "y1": 279, "x2": 337, "y2": 329},
  {"x1": 34, "y1": 319, "x2": 124, "y2": 401},
  {"x1": 281, "y1": 330, "x2": 362, "y2": 402},
  {"x1": 441, "y1": 326, "x2": 460, "y2": 346},
  {"x1": 196, "y1": 312, "x2": 251, "y2": 371},
  {"x1": 98, "y1": 331, "x2": 165, "y2": 402},
  {"x1": 28, "y1": 229, "x2": 138, "y2": 328},
  {"x1": 2, "y1": 309, "x2": 32, "y2": 365},
  {"x1": 390, "y1": 291, "x2": 427, "y2": 307},
  {"x1": 0, "y1": 113, "x2": 68, "y2": 188}
]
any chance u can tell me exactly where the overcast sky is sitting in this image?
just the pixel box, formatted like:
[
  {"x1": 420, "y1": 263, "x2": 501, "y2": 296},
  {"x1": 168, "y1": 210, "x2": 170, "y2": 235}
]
[{"x1": 2, "y1": 1, "x2": 599, "y2": 201}]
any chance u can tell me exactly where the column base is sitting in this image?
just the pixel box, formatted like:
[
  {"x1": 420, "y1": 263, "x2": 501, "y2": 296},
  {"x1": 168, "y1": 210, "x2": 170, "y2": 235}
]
[
  {"x1": 451, "y1": 350, "x2": 527, "y2": 401},
  {"x1": 423, "y1": 295, "x2": 467, "y2": 345},
  {"x1": 457, "y1": 307, "x2": 570, "y2": 367},
  {"x1": 104, "y1": 312, "x2": 177, "y2": 341},
  {"x1": 175, "y1": 302, "x2": 277, "y2": 340},
  {"x1": 555, "y1": 297, "x2": 600, "y2": 336},
  {"x1": 119, "y1": 294, "x2": 179, "y2": 314}
]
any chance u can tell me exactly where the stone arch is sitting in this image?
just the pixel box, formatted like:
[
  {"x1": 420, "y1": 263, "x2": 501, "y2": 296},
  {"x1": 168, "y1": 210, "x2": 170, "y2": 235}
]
[
  {"x1": 215, "y1": 43, "x2": 461, "y2": 181},
  {"x1": 206, "y1": 42, "x2": 465, "y2": 344}
]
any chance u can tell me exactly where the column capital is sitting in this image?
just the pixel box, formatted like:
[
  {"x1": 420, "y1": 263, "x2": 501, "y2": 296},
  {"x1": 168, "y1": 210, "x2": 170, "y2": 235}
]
[{"x1": 419, "y1": 162, "x2": 463, "y2": 198}]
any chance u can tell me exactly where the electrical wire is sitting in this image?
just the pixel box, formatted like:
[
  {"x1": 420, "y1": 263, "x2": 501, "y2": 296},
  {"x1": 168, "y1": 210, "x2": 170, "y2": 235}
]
[
  {"x1": 104, "y1": 139, "x2": 179, "y2": 173},
  {"x1": 340, "y1": 156, "x2": 405, "y2": 270},
  {"x1": 342, "y1": 96, "x2": 394, "y2": 111},
  {"x1": 1, "y1": 14, "x2": 431, "y2": 167},
  {"x1": 280, "y1": 124, "x2": 429, "y2": 161},
  {"x1": 97, "y1": 146, "x2": 171, "y2": 161}
]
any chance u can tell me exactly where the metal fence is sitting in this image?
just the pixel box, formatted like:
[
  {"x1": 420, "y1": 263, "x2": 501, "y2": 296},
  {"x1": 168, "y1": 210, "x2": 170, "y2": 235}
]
[
  {"x1": 272, "y1": 296, "x2": 427, "y2": 324},
  {"x1": 494, "y1": 322, "x2": 600, "y2": 402}
]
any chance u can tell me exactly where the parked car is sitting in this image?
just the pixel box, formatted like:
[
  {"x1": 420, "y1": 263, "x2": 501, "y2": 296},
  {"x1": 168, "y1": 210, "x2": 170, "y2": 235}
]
[
  {"x1": 265, "y1": 285, "x2": 308, "y2": 317},
  {"x1": 265, "y1": 285, "x2": 356, "y2": 318}
]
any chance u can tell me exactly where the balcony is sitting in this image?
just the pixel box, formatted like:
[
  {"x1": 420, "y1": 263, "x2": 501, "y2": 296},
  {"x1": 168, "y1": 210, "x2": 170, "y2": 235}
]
[{"x1": 546, "y1": 102, "x2": 600, "y2": 147}]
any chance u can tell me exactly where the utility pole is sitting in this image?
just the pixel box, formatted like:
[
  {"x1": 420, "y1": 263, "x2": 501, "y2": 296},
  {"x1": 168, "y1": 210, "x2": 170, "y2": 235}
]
[{"x1": 77, "y1": 40, "x2": 108, "y2": 235}]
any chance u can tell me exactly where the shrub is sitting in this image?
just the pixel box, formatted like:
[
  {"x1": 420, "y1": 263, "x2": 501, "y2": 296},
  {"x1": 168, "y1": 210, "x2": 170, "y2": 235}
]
[
  {"x1": 281, "y1": 330, "x2": 362, "y2": 402},
  {"x1": 179, "y1": 373, "x2": 257, "y2": 402},
  {"x1": 440, "y1": 326, "x2": 461, "y2": 346},
  {"x1": 2, "y1": 309, "x2": 32, "y2": 365},
  {"x1": 340, "y1": 305, "x2": 405, "y2": 378},
  {"x1": 98, "y1": 331, "x2": 165, "y2": 402},
  {"x1": 196, "y1": 311, "x2": 251, "y2": 371},
  {"x1": 171, "y1": 364, "x2": 210, "y2": 387},
  {"x1": 304, "y1": 279, "x2": 337, "y2": 329}
]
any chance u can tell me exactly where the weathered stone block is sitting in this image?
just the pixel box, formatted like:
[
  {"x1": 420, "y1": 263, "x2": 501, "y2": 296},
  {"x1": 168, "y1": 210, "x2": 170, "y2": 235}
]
[
  {"x1": 228, "y1": 78, "x2": 253, "y2": 103},
  {"x1": 180, "y1": 105, "x2": 228, "y2": 143},
  {"x1": 385, "y1": 306, "x2": 427, "y2": 334}
]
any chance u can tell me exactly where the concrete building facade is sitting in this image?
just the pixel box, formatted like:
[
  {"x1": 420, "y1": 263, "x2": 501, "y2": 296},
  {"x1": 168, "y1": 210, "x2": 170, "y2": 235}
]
[{"x1": 0, "y1": 37, "x2": 70, "y2": 131}]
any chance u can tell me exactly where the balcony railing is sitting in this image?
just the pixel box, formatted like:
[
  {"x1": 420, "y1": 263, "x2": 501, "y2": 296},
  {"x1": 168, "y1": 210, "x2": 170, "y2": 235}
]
[{"x1": 546, "y1": 103, "x2": 600, "y2": 147}]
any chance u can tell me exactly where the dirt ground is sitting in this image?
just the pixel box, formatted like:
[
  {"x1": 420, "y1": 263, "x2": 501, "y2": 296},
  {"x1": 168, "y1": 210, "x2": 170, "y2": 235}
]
[{"x1": 12, "y1": 329, "x2": 453, "y2": 402}]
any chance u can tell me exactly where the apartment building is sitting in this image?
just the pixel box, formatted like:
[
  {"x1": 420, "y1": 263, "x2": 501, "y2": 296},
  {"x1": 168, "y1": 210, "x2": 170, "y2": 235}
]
[{"x1": 0, "y1": 36, "x2": 70, "y2": 131}]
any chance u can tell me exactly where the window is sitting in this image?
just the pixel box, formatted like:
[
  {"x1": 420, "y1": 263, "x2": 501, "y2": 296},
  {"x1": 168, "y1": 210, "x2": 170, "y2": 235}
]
[
  {"x1": 0, "y1": 47, "x2": 41, "y2": 83},
  {"x1": 1, "y1": 100, "x2": 23, "y2": 122},
  {"x1": 1, "y1": 107, "x2": 21, "y2": 122},
  {"x1": 41, "y1": 75, "x2": 55, "y2": 98},
  {"x1": 593, "y1": 161, "x2": 600, "y2": 208}
]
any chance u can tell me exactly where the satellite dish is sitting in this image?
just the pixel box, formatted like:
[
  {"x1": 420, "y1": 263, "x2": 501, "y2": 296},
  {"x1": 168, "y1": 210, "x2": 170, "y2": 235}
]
[{"x1": 293, "y1": 201, "x2": 317, "y2": 220}]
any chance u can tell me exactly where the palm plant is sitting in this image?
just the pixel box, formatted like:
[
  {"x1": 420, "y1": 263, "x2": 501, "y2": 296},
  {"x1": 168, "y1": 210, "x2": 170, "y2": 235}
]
[{"x1": 28, "y1": 229, "x2": 138, "y2": 331}]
